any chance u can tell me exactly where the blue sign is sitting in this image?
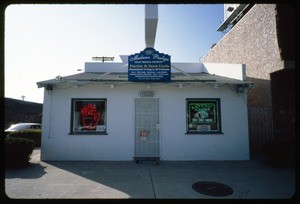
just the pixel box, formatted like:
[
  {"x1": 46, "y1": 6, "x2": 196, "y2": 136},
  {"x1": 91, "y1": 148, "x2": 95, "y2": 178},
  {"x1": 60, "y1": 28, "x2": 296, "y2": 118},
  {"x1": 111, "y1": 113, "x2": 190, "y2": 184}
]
[{"x1": 128, "y1": 48, "x2": 171, "y2": 82}]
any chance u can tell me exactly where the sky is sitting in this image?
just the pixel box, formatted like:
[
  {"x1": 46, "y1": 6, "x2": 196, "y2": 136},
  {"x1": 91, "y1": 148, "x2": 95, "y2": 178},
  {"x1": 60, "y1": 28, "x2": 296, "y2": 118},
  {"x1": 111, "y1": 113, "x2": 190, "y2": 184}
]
[{"x1": 4, "y1": 4, "x2": 226, "y2": 104}]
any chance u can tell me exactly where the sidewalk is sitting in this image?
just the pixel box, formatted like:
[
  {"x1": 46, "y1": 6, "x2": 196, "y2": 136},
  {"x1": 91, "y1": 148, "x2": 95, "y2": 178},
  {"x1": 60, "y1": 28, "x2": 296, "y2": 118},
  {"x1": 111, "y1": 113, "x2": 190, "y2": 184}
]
[{"x1": 4, "y1": 149, "x2": 296, "y2": 199}]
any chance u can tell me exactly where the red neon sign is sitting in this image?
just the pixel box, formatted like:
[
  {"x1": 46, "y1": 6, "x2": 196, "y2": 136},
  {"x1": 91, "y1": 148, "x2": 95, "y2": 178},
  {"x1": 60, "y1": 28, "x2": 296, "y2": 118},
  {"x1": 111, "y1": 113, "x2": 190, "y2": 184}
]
[{"x1": 80, "y1": 103, "x2": 100, "y2": 130}]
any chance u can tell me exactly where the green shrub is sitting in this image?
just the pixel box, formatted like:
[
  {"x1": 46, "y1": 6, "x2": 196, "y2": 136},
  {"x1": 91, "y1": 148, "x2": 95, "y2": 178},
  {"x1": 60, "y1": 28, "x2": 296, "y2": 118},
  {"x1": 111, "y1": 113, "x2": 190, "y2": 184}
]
[
  {"x1": 8, "y1": 129, "x2": 41, "y2": 147},
  {"x1": 5, "y1": 137, "x2": 35, "y2": 168}
]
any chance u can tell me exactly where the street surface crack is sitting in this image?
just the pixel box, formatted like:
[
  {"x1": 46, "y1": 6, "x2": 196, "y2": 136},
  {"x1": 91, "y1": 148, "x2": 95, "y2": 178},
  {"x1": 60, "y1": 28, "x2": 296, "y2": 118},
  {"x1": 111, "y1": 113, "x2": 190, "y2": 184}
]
[{"x1": 149, "y1": 169, "x2": 156, "y2": 198}]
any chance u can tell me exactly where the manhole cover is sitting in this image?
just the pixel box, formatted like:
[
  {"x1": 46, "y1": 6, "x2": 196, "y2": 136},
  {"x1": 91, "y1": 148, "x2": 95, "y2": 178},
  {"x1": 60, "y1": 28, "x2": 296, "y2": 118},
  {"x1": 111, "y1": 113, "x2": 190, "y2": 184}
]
[{"x1": 192, "y1": 181, "x2": 233, "y2": 197}]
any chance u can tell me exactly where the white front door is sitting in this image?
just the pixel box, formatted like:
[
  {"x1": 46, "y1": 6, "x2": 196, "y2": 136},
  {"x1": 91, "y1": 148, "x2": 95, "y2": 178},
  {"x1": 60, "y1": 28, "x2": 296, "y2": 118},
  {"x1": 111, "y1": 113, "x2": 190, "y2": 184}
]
[{"x1": 134, "y1": 98, "x2": 160, "y2": 158}]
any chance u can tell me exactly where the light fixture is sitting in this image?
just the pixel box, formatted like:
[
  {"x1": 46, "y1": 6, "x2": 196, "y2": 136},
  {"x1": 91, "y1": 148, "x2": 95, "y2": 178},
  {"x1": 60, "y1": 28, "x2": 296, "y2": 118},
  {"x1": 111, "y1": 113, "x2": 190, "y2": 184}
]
[
  {"x1": 236, "y1": 85, "x2": 244, "y2": 93},
  {"x1": 46, "y1": 85, "x2": 53, "y2": 91},
  {"x1": 46, "y1": 85, "x2": 53, "y2": 94}
]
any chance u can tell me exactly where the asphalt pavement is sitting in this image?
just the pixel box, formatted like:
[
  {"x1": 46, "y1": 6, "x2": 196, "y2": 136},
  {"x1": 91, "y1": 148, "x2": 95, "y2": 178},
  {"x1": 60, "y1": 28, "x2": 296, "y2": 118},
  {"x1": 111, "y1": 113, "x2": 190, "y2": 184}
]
[{"x1": 4, "y1": 148, "x2": 297, "y2": 200}]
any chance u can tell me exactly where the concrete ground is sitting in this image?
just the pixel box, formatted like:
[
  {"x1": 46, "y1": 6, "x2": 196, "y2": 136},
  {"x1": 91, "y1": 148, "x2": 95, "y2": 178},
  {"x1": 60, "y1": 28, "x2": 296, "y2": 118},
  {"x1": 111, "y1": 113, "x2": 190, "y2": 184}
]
[{"x1": 4, "y1": 148, "x2": 297, "y2": 199}]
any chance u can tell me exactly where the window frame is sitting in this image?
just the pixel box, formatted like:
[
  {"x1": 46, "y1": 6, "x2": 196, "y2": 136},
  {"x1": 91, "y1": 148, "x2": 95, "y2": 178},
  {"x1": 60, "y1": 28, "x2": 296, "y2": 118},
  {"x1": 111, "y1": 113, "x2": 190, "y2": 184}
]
[
  {"x1": 70, "y1": 98, "x2": 107, "y2": 135},
  {"x1": 186, "y1": 98, "x2": 222, "y2": 134}
]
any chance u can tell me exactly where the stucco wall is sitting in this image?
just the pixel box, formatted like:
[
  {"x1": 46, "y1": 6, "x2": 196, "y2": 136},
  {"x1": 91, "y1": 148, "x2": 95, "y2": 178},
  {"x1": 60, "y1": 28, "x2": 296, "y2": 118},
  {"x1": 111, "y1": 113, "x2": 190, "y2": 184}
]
[
  {"x1": 201, "y1": 4, "x2": 284, "y2": 108},
  {"x1": 201, "y1": 4, "x2": 287, "y2": 155},
  {"x1": 41, "y1": 82, "x2": 250, "y2": 161}
]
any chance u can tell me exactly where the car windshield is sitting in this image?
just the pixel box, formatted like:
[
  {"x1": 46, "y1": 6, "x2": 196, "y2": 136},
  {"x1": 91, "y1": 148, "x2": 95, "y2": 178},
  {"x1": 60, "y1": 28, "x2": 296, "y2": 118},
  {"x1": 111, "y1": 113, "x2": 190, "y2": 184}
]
[
  {"x1": 6, "y1": 124, "x2": 31, "y2": 131},
  {"x1": 6, "y1": 124, "x2": 40, "y2": 131}
]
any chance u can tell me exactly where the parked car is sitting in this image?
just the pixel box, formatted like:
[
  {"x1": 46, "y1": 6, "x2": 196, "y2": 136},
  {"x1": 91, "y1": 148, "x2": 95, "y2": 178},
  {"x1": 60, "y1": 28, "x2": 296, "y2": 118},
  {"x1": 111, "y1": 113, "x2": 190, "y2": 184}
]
[{"x1": 5, "y1": 123, "x2": 42, "y2": 134}]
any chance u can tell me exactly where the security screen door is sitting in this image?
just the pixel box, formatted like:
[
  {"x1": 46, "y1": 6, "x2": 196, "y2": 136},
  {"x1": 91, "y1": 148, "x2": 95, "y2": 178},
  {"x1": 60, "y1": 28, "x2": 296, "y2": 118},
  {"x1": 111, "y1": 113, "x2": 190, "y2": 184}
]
[{"x1": 135, "y1": 98, "x2": 160, "y2": 158}]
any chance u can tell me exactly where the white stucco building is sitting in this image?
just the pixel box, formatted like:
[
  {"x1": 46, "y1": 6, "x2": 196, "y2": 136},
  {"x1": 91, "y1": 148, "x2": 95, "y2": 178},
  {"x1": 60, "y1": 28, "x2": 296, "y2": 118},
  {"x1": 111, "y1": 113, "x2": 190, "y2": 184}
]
[
  {"x1": 36, "y1": 5, "x2": 253, "y2": 162},
  {"x1": 37, "y1": 58, "x2": 253, "y2": 161}
]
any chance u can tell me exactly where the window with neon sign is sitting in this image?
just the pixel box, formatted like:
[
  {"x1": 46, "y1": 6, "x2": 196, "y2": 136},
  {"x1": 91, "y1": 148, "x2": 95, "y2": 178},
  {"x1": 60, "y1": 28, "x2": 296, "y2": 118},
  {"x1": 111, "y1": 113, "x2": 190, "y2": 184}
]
[
  {"x1": 186, "y1": 98, "x2": 222, "y2": 134},
  {"x1": 71, "y1": 99, "x2": 107, "y2": 134}
]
